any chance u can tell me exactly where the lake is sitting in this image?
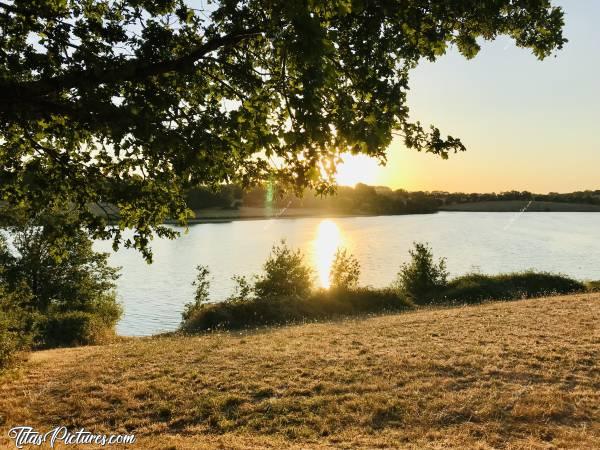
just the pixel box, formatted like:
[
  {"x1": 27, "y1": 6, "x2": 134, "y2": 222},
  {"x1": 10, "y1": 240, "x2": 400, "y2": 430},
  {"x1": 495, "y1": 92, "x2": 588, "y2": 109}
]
[{"x1": 96, "y1": 212, "x2": 600, "y2": 336}]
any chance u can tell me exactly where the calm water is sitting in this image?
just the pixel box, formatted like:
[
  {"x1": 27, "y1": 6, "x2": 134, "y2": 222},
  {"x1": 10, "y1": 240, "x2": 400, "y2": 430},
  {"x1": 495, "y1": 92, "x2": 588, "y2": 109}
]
[{"x1": 95, "y1": 212, "x2": 600, "y2": 336}]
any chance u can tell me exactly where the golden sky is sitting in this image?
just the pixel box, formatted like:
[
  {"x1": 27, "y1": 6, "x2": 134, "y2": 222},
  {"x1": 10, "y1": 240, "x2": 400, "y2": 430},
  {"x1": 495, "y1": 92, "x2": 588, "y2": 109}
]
[{"x1": 339, "y1": 0, "x2": 599, "y2": 194}]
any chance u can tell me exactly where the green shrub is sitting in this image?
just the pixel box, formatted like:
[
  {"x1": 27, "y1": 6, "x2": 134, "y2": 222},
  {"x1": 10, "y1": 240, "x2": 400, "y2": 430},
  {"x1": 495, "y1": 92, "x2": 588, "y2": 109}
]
[
  {"x1": 254, "y1": 241, "x2": 313, "y2": 300},
  {"x1": 440, "y1": 272, "x2": 585, "y2": 304},
  {"x1": 395, "y1": 242, "x2": 448, "y2": 304},
  {"x1": 85, "y1": 293, "x2": 123, "y2": 330},
  {"x1": 0, "y1": 224, "x2": 122, "y2": 349},
  {"x1": 180, "y1": 239, "x2": 588, "y2": 334},
  {"x1": 0, "y1": 283, "x2": 40, "y2": 369},
  {"x1": 0, "y1": 283, "x2": 37, "y2": 369},
  {"x1": 40, "y1": 310, "x2": 118, "y2": 348},
  {"x1": 0, "y1": 312, "x2": 21, "y2": 369},
  {"x1": 330, "y1": 249, "x2": 361, "y2": 290},
  {"x1": 182, "y1": 265, "x2": 211, "y2": 323},
  {"x1": 181, "y1": 242, "x2": 410, "y2": 333},
  {"x1": 313, "y1": 288, "x2": 411, "y2": 316},
  {"x1": 181, "y1": 287, "x2": 411, "y2": 332},
  {"x1": 227, "y1": 275, "x2": 253, "y2": 303}
]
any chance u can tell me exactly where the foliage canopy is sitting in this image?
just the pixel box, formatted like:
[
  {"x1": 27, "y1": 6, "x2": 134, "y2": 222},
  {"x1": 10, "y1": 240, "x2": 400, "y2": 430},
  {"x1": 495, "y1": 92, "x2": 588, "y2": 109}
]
[{"x1": 0, "y1": 0, "x2": 565, "y2": 259}]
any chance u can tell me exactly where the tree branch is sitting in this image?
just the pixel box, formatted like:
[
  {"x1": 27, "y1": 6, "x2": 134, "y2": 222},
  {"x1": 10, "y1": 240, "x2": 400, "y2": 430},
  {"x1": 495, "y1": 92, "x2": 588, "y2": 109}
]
[
  {"x1": 0, "y1": 1, "x2": 19, "y2": 14},
  {"x1": 0, "y1": 29, "x2": 262, "y2": 102}
]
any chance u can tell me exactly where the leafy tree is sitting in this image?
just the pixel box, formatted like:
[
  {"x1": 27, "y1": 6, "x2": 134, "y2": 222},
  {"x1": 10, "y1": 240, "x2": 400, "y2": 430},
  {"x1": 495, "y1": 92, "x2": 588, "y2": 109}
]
[
  {"x1": 330, "y1": 248, "x2": 361, "y2": 290},
  {"x1": 0, "y1": 0, "x2": 566, "y2": 259},
  {"x1": 396, "y1": 242, "x2": 448, "y2": 304},
  {"x1": 1, "y1": 228, "x2": 120, "y2": 314},
  {"x1": 0, "y1": 219, "x2": 122, "y2": 347}
]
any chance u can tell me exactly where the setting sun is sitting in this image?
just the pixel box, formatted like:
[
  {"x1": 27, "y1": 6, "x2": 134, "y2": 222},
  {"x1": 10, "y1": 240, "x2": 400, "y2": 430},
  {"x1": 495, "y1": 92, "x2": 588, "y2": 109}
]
[{"x1": 335, "y1": 153, "x2": 381, "y2": 187}]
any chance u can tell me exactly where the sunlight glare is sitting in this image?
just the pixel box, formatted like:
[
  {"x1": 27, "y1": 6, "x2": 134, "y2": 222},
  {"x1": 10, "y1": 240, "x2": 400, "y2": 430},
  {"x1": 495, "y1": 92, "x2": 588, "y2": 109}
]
[
  {"x1": 313, "y1": 220, "x2": 343, "y2": 288},
  {"x1": 335, "y1": 153, "x2": 380, "y2": 186}
]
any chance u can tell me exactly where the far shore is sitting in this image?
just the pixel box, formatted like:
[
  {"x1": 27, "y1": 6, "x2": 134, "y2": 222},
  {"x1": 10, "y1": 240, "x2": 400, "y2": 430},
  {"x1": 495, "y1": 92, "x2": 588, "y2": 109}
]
[
  {"x1": 440, "y1": 200, "x2": 600, "y2": 212},
  {"x1": 168, "y1": 206, "x2": 393, "y2": 224},
  {"x1": 170, "y1": 201, "x2": 600, "y2": 224},
  {"x1": 85, "y1": 201, "x2": 600, "y2": 226}
]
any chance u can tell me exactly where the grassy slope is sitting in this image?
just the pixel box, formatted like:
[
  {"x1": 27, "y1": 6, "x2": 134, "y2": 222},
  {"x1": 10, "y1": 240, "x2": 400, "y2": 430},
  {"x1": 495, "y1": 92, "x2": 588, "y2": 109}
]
[
  {"x1": 1, "y1": 294, "x2": 599, "y2": 449},
  {"x1": 441, "y1": 200, "x2": 600, "y2": 212}
]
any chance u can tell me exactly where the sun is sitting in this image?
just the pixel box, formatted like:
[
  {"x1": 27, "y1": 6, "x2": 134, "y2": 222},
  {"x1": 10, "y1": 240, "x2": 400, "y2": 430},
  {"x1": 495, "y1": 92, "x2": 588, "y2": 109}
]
[{"x1": 335, "y1": 153, "x2": 380, "y2": 186}]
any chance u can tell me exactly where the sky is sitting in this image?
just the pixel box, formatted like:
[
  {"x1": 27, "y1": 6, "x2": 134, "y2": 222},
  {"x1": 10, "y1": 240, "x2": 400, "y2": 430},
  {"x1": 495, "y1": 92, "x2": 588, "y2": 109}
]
[{"x1": 351, "y1": 0, "x2": 599, "y2": 194}]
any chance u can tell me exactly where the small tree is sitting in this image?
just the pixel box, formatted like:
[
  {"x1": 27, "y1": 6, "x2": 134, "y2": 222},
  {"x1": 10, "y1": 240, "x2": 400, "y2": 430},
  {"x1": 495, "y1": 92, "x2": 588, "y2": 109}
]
[
  {"x1": 396, "y1": 242, "x2": 448, "y2": 304},
  {"x1": 330, "y1": 249, "x2": 361, "y2": 290},
  {"x1": 254, "y1": 241, "x2": 313, "y2": 300},
  {"x1": 192, "y1": 265, "x2": 211, "y2": 304},
  {"x1": 182, "y1": 265, "x2": 211, "y2": 322},
  {"x1": 227, "y1": 275, "x2": 253, "y2": 303}
]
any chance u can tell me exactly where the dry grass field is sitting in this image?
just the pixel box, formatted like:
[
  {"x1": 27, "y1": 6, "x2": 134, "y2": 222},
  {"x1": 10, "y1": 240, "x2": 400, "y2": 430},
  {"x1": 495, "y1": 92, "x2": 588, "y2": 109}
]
[{"x1": 0, "y1": 294, "x2": 598, "y2": 449}]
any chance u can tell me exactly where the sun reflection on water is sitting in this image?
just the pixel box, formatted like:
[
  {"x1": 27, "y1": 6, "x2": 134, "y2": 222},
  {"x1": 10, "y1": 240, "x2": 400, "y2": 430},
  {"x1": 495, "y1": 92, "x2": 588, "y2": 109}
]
[{"x1": 314, "y1": 219, "x2": 343, "y2": 288}]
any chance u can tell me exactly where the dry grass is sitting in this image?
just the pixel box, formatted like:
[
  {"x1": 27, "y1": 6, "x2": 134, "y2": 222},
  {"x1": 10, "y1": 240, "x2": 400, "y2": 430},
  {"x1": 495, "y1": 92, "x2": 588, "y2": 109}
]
[{"x1": 1, "y1": 294, "x2": 599, "y2": 449}]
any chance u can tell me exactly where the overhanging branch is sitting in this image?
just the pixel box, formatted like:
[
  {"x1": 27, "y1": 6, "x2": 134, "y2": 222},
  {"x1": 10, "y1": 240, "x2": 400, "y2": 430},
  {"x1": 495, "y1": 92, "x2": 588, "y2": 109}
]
[{"x1": 0, "y1": 28, "x2": 262, "y2": 102}]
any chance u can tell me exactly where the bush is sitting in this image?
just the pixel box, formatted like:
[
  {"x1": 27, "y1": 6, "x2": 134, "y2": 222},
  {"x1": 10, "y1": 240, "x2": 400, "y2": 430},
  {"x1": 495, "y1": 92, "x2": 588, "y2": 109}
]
[
  {"x1": 0, "y1": 285, "x2": 36, "y2": 369},
  {"x1": 395, "y1": 242, "x2": 448, "y2": 304},
  {"x1": 0, "y1": 224, "x2": 122, "y2": 348},
  {"x1": 180, "y1": 239, "x2": 589, "y2": 334},
  {"x1": 181, "y1": 242, "x2": 408, "y2": 333},
  {"x1": 227, "y1": 275, "x2": 253, "y2": 303},
  {"x1": 41, "y1": 310, "x2": 118, "y2": 347},
  {"x1": 312, "y1": 287, "x2": 411, "y2": 317},
  {"x1": 330, "y1": 249, "x2": 361, "y2": 290},
  {"x1": 0, "y1": 312, "x2": 21, "y2": 369},
  {"x1": 440, "y1": 272, "x2": 585, "y2": 304},
  {"x1": 586, "y1": 280, "x2": 600, "y2": 292},
  {"x1": 253, "y1": 240, "x2": 313, "y2": 300},
  {"x1": 182, "y1": 265, "x2": 211, "y2": 323},
  {"x1": 181, "y1": 287, "x2": 411, "y2": 332}
]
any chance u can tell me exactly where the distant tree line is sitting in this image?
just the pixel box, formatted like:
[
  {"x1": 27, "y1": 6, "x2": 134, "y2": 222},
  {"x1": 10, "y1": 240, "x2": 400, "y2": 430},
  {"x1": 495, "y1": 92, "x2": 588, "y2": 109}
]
[
  {"x1": 433, "y1": 190, "x2": 600, "y2": 206},
  {"x1": 185, "y1": 185, "x2": 600, "y2": 216}
]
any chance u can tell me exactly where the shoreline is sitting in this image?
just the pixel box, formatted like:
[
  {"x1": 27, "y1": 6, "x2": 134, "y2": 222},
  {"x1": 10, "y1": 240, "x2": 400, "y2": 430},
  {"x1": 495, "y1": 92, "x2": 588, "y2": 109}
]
[
  {"x1": 88, "y1": 201, "x2": 600, "y2": 226},
  {"x1": 440, "y1": 200, "x2": 600, "y2": 212},
  {"x1": 171, "y1": 202, "x2": 600, "y2": 224},
  {"x1": 166, "y1": 207, "x2": 436, "y2": 224}
]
